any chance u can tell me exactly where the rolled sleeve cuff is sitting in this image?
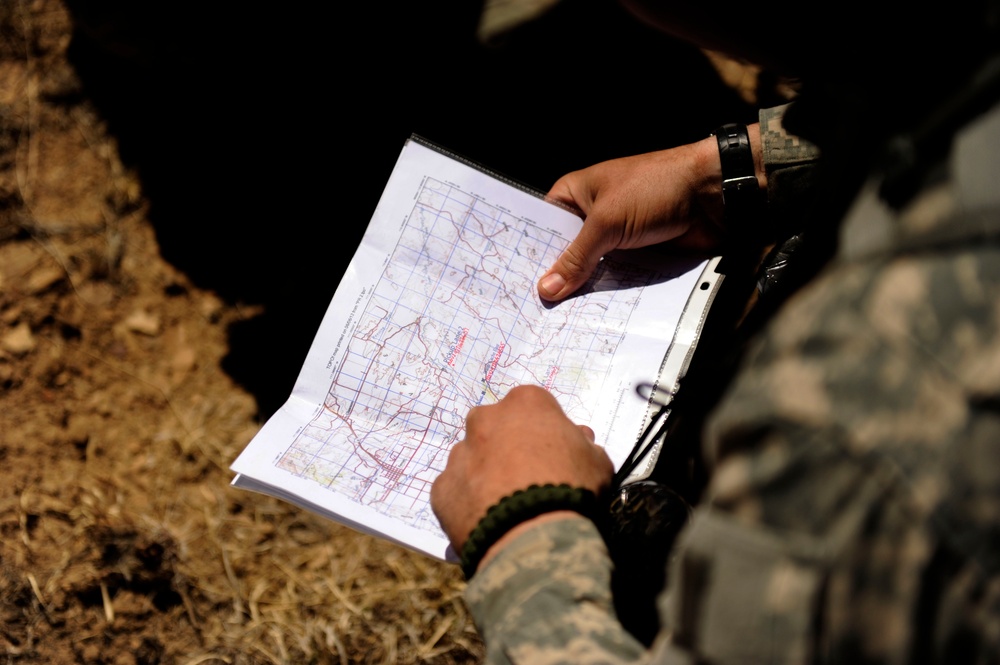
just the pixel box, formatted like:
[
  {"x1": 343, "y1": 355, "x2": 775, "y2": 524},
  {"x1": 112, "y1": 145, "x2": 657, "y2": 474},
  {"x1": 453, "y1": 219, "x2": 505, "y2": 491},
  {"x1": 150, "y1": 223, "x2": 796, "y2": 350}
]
[{"x1": 466, "y1": 516, "x2": 646, "y2": 664}]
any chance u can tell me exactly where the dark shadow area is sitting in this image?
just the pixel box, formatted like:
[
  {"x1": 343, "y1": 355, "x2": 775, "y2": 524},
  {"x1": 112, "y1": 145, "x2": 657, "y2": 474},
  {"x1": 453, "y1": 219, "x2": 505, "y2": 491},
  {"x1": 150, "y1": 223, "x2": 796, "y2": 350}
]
[{"x1": 61, "y1": 1, "x2": 753, "y2": 420}]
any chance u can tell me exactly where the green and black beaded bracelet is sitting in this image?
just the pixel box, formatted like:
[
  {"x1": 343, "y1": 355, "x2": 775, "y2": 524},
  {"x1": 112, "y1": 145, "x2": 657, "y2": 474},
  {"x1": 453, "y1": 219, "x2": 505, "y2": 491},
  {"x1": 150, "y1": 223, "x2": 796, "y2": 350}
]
[{"x1": 459, "y1": 483, "x2": 600, "y2": 580}]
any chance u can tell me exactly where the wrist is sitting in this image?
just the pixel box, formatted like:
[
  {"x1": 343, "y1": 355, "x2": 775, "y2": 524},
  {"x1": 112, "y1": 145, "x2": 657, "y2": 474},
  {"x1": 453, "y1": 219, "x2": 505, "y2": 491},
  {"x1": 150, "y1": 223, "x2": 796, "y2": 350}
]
[
  {"x1": 687, "y1": 135, "x2": 727, "y2": 228},
  {"x1": 459, "y1": 484, "x2": 602, "y2": 580},
  {"x1": 476, "y1": 511, "x2": 586, "y2": 572}
]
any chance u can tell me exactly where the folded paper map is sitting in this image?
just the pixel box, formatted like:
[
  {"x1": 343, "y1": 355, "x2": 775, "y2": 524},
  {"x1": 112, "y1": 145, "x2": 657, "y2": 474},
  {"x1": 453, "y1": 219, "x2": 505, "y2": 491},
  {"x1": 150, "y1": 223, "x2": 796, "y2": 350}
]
[{"x1": 230, "y1": 137, "x2": 722, "y2": 561}]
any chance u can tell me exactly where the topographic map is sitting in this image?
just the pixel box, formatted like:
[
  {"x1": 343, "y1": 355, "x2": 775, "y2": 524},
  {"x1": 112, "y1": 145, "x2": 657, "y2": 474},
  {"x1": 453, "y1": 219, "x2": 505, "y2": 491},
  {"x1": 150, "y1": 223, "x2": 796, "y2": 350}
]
[{"x1": 231, "y1": 139, "x2": 715, "y2": 559}]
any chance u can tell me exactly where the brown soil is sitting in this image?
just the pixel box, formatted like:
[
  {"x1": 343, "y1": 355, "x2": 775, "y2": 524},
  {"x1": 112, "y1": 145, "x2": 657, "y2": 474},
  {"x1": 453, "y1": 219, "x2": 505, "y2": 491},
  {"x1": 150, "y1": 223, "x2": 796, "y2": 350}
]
[{"x1": 0, "y1": 2, "x2": 480, "y2": 663}]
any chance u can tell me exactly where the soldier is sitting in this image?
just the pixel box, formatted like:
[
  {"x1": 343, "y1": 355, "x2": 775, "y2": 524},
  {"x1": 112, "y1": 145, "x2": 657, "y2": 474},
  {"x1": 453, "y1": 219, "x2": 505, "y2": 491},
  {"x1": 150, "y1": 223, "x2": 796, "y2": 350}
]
[{"x1": 432, "y1": 1, "x2": 1000, "y2": 662}]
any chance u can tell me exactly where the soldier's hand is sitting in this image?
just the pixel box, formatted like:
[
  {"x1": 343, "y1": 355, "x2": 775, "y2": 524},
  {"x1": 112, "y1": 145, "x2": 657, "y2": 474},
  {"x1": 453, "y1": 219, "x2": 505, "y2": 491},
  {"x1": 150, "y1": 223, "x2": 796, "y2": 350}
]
[
  {"x1": 431, "y1": 385, "x2": 614, "y2": 562},
  {"x1": 538, "y1": 134, "x2": 735, "y2": 302}
]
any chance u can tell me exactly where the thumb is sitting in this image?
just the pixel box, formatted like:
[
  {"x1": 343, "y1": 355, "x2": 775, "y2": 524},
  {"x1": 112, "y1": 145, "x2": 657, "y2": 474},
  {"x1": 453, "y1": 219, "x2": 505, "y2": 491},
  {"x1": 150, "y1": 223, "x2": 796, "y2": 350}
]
[{"x1": 538, "y1": 218, "x2": 616, "y2": 301}]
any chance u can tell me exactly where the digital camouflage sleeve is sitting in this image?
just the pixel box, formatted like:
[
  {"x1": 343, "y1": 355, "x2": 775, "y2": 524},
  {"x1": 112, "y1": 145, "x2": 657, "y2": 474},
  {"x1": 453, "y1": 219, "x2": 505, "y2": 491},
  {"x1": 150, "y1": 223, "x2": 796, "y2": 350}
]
[{"x1": 464, "y1": 101, "x2": 1000, "y2": 663}]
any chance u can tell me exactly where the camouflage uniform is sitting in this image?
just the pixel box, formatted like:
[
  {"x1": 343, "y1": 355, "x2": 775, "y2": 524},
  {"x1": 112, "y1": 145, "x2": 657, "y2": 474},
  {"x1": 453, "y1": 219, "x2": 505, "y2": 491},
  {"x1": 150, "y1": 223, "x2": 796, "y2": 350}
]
[{"x1": 465, "y1": 98, "x2": 1000, "y2": 663}]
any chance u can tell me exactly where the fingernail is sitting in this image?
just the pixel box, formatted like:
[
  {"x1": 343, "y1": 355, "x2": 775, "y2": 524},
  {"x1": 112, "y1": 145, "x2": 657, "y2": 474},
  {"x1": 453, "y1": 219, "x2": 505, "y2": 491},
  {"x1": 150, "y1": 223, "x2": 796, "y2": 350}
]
[{"x1": 539, "y1": 273, "x2": 565, "y2": 297}]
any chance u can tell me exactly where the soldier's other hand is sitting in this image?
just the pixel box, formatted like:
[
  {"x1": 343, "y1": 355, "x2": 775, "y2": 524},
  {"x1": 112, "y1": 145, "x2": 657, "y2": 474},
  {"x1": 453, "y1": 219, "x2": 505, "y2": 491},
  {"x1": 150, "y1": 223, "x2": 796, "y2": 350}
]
[
  {"x1": 538, "y1": 136, "x2": 729, "y2": 301},
  {"x1": 431, "y1": 385, "x2": 613, "y2": 561}
]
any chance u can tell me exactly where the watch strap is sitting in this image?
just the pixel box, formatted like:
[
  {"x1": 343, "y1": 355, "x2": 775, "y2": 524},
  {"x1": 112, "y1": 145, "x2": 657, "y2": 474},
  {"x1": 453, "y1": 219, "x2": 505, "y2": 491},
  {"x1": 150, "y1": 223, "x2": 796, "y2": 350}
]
[{"x1": 714, "y1": 122, "x2": 764, "y2": 227}]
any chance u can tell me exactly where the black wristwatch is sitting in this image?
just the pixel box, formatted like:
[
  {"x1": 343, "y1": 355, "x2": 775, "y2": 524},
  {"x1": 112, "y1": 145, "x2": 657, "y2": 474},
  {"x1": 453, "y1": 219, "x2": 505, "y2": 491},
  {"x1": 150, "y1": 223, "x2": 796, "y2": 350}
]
[{"x1": 714, "y1": 123, "x2": 764, "y2": 225}]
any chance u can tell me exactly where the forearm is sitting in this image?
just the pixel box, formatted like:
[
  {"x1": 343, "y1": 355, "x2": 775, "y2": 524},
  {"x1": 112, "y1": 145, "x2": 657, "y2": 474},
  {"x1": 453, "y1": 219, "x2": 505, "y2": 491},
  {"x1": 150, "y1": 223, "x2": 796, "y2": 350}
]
[{"x1": 466, "y1": 517, "x2": 650, "y2": 665}]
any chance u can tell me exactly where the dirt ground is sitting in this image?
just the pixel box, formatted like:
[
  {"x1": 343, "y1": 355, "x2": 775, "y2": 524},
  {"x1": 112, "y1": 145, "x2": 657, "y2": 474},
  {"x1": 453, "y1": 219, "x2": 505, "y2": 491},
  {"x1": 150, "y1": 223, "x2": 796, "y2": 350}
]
[
  {"x1": 0, "y1": 2, "x2": 776, "y2": 663},
  {"x1": 0, "y1": 2, "x2": 483, "y2": 663}
]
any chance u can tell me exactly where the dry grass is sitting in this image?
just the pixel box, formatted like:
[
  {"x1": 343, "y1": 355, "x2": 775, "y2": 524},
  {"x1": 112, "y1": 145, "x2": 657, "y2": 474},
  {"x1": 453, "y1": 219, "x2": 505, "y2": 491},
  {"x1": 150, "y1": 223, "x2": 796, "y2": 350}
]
[{"x1": 0, "y1": 1, "x2": 484, "y2": 662}]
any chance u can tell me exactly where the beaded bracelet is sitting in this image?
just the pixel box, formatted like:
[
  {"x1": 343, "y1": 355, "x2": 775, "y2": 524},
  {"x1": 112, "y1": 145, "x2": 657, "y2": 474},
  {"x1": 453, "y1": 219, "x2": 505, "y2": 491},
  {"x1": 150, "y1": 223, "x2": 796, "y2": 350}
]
[{"x1": 459, "y1": 483, "x2": 600, "y2": 580}]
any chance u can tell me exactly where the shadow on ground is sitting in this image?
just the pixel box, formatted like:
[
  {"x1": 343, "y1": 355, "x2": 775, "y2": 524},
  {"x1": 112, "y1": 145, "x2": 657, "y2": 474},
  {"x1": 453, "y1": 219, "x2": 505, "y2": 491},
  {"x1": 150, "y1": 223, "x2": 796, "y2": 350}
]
[{"x1": 62, "y1": 1, "x2": 753, "y2": 419}]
